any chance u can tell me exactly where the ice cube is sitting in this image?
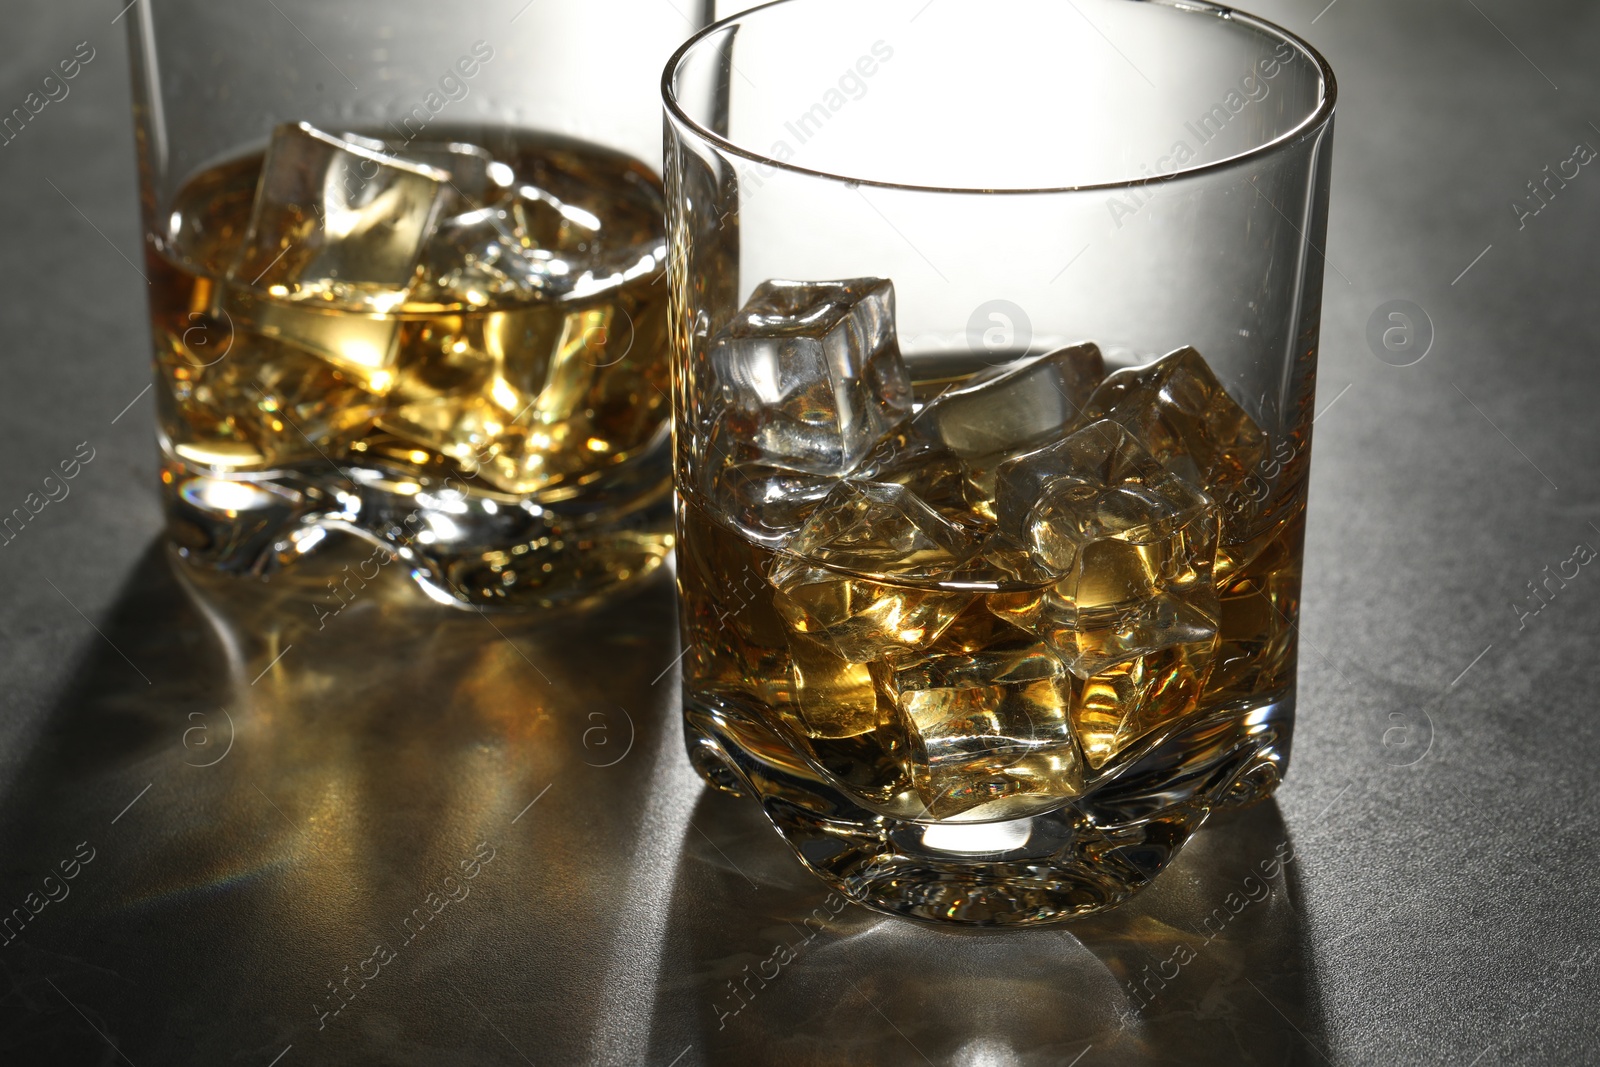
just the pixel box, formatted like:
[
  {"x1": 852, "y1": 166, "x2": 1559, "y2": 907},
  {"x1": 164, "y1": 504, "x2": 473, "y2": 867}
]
[
  {"x1": 711, "y1": 278, "x2": 912, "y2": 476},
  {"x1": 1204, "y1": 522, "x2": 1300, "y2": 703},
  {"x1": 854, "y1": 425, "x2": 973, "y2": 522},
  {"x1": 1070, "y1": 638, "x2": 1217, "y2": 769},
  {"x1": 395, "y1": 141, "x2": 504, "y2": 212},
  {"x1": 771, "y1": 560, "x2": 974, "y2": 663},
  {"x1": 991, "y1": 587, "x2": 1218, "y2": 680},
  {"x1": 378, "y1": 304, "x2": 613, "y2": 494},
  {"x1": 709, "y1": 462, "x2": 835, "y2": 541},
  {"x1": 165, "y1": 329, "x2": 383, "y2": 469},
  {"x1": 338, "y1": 134, "x2": 506, "y2": 212},
  {"x1": 920, "y1": 342, "x2": 1104, "y2": 460},
  {"x1": 787, "y1": 633, "x2": 896, "y2": 738},
  {"x1": 231, "y1": 122, "x2": 450, "y2": 310},
  {"x1": 222, "y1": 123, "x2": 450, "y2": 389},
  {"x1": 413, "y1": 204, "x2": 553, "y2": 307},
  {"x1": 408, "y1": 180, "x2": 617, "y2": 308},
  {"x1": 782, "y1": 480, "x2": 978, "y2": 581},
  {"x1": 701, "y1": 415, "x2": 833, "y2": 540},
  {"x1": 991, "y1": 420, "x2": 1217, "y2": 609},
  {"x1": 219, "y1": 289, "x2": 404, "y2": 395},
  {"x1": 891, "y1": 638, "x2": 1085, "y2": 818},
  {"x1": 1082, "y1": 347, "x2": 1267, "y2": 522}
]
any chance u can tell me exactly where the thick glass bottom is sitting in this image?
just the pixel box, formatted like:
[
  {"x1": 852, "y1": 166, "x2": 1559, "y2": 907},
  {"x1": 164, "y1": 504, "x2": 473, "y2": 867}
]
[
  {"x1": 685, "y1": 689, "x2": 1292, "y2": 926},
  {"x1": 161, "y1": 438, "x2": 673, "y2": 611}
]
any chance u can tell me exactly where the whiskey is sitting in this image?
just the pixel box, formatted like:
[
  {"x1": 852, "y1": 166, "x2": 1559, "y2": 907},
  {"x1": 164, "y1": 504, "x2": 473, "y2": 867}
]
[
  {"x1": 675, "y1": 278, "x2": 1307, "y2": 920},
  {"x1": 150, "y1": 124, "x2": 673, "y2": 606}
]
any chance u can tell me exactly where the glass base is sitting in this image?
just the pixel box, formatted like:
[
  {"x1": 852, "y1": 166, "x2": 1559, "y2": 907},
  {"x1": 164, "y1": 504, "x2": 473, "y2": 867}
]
[
  {"x1": 685, "y1": 691, "x2": 1292, "y2": 926},
  {"x1": 161, "y1": 439, "x2": 674, "y2": 611}
]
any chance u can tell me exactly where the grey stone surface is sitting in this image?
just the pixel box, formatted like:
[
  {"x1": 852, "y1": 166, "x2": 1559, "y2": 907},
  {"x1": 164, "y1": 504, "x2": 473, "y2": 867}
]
[{"x1": 0, "y1": 1, "x2": 1596, "y2": 1064}]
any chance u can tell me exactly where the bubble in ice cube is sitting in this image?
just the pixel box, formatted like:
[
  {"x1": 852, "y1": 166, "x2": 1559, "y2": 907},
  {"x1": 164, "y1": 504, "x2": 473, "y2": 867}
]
[
  {"x1": 230, "y1": 122, "x2": 450, "y2": 310},
  {"x1": 1082, "y1": 346, "x2": 1267, "y2": 526},
  {"x1": 891, "y1": 637, "x2": 1085, "y2": 819},
  {"x1": 783, "y1": 480, "x2": 978, "y2": 581},
  {"x1": 711, "y1": 278, "x2": 912, "y2": 476},
  {"x1": 920, "y1": 342, "x2": 1105, "y2": 460},
  {"x1": 771, "y1": 560, "x2": 975, "y2": 663}
]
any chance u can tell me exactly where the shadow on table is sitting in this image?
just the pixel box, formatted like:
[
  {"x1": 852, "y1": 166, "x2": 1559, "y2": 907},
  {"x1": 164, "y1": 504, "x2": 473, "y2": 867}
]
[
  {"x1": 0, "y1": 535, "x2": 1329, "y2": 1066},
  {"x1": 644, "y1": 789, "x2": 1328, "y2": 1067},
  {"x1": 0, "y1": 536, "x2": 686, "y2": 1066}
]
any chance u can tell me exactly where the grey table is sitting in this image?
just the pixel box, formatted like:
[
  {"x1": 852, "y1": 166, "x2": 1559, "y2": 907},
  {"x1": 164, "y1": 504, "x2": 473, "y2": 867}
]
[{"x1": 1, "y1": 1, "x2": 1597, "y2": 1064}]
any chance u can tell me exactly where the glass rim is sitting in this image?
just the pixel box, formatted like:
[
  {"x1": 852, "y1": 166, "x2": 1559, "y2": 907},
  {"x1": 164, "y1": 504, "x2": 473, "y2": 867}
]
[{"x1": 661, "y1": 0, "x2": 1337, "y2": 196}]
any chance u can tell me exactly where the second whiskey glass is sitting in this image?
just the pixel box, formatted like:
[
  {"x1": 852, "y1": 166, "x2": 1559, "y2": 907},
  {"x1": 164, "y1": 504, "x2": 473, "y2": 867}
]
[{"x1": 129, "y1": 0, "x2": 709, "y2": 608}]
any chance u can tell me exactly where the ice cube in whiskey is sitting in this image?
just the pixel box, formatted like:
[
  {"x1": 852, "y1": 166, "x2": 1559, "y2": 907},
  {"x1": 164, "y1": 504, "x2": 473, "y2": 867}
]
[{"x1": 152, "y1": 124, "x2": 674, "y2": 607}]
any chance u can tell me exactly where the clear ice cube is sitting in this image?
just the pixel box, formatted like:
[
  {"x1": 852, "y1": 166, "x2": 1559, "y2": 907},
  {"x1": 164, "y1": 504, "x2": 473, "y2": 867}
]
[
  {"x1": 377, "y1": 304, "x2": 614, "y2": 494},
  {"x1": 854, "y1": 425, "x2": 972, "y2": 522},
  {"x1": 787, "y1": 633, "x2": 894, "y2": 739},
  {"x1": 782, "y1": 480, "x2": 978, "y2": 581},
  {"x1": 337, "y1": 134, "x2": 506, "y2": 213},
  {"x1": 710, "y1": 278, "x2": 912, "y2": 476},
  {"x1": 771, "y1": 560, "x2": 975, "y2": 663},
  {"x1": 990, "y1": 588, "x2": 1218, "y2": 680},
  {"x1": 701, "y1": 415, "x2": 833, "y2": 540},
  {"x1": 978, "y1": 419, "x2": 1223, "y2": 769},
  {"x1": 710, "y1": 462, "x2": 835, "y2": 541},
  {"x1": 230, "y1": 122, "x2": 450, "y2": 310},
  {"x1": 891, "y1": 637, "x2": 1085, "y2": 818},
  {"x1": 920, "y1": 342, "x2": 1104, "y2": 460},
  {"x1": 1070, "y1": 639, "x2": 1217, "y2": 769},
  {"x1": 409, "y1": 176, "x2": 649, "y2": 310},
  {"x1": 992, "y1": 420, "x2": 1217, "y2": 610},
  {"x1": 1082, "y1": 346, "x2": 1267, "y2": 520},
  {"x1": 165, "y1": 329, "x2": 384, "y2": 469},
  {"x1": 223, "y1": 123, "x2": 451, "y2": 390}
]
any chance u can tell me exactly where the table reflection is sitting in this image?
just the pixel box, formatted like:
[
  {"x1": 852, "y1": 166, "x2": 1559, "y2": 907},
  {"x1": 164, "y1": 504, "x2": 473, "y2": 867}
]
[{"x1": 0, "y1": 538, "x2": 1325, "y2": 1065}]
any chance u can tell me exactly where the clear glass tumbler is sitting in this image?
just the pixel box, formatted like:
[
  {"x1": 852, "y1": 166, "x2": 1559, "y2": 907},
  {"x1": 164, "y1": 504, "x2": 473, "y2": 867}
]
[
  {"x1": 665, "y1": 0, "x2": 1334, "y2": 924},
  {"x1": 128, "y1": 0, "x2": 710, "y2": 608}
]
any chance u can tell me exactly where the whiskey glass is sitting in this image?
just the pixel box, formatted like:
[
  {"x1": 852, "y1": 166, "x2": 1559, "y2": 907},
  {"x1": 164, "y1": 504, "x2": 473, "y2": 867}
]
[
  {"x1": 665, "y1": 0, "x2": 1335, "y2": 924},
  {"x1": 128, "y1": 0, "x2": 709, "y2": 608}
]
